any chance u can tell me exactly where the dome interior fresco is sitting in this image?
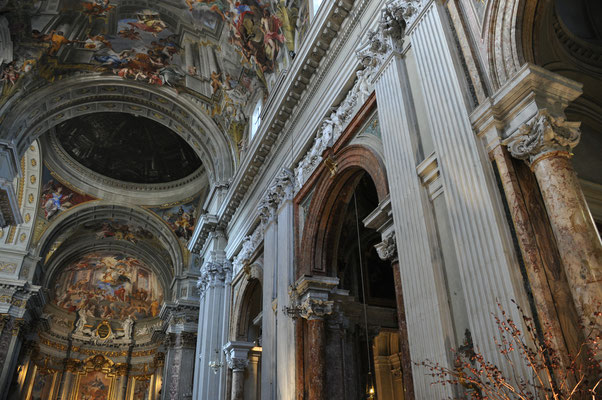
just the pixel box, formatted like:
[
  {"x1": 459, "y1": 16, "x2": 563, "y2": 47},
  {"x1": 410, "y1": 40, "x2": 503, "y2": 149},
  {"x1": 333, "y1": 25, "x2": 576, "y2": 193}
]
[
  {"x1": 53, "y1": 112, "x2": 203, "y2": 184},
  {"x1": 51, "y1": 251, "x2": 164, "y2": 320}
]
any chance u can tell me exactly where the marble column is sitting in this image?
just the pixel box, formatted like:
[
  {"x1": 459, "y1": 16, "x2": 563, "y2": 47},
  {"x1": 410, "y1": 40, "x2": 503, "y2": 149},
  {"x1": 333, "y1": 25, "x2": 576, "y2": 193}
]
[
  {"x1": 407, "y1": 0, "x2": 532, "y2": 380},
  {"x1": 294, "y1": 275, "x2": 338, "y2": 400},
  {"x1": 193, "y1": 240, "x2": 232, "y2": 400},
  {"x1": 504, "y1": 111, "x2": 602, "y2": 330},
  {"x1": 223, "y1": 341, "x2": 254, "y2": 400},
  {"x1": 115, "y1": 364, "x2": 129, "y2": 400},
  {"x1": 258, "y1": 190, "x2": 277, "y2": 400},
  {"x1": 59, "y1": 359, "x2": 79, "y2": 400}
]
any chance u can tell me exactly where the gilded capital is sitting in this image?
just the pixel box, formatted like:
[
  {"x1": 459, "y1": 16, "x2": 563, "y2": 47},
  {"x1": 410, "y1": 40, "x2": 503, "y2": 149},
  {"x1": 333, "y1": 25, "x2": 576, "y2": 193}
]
[{"x1": 504, "y1": 110, "x2": 581, "y2": 164}]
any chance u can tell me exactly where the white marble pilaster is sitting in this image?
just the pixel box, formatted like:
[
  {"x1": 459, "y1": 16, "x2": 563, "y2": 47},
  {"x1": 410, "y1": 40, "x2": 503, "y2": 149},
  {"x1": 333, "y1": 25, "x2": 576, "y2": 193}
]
[
  {"x1": 275, "y1": 172, "x2": 295, "y2": 400},
  {"x1": 373, "y1": 49, "x2": 453, "y2": 399},
  {"x1": 259, "y1": 203, "x2": 277, "y2": 400},
  {"x1": 409, "y1": 0, "x2": 528, "y2": 378},
  {"x1": 193, "y1": 235, "x2": 232, "y2": 400}
]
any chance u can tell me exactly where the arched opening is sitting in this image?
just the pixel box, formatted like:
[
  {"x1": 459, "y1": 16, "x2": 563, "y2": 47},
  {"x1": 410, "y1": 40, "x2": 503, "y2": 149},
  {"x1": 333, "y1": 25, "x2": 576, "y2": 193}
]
[
  {"x1": 322, "y1": 172, "x2": 402, "y2": 400},
  {"x1": 229, "y1": 267, "x2": 263, "y2": 400}
]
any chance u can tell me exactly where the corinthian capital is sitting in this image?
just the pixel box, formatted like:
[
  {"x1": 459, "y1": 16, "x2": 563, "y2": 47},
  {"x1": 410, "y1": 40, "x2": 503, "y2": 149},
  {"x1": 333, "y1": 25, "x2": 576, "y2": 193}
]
[
  {"x1": 504, "y1": 110, "x2": 581, "y2": 164},
  {"x1": 375, "y1": 233, "x2": 398, "y2": 262},
  {"x1": 299, "y1": 297, "x2": 334, "y2": 320},
  {"x1": 198, "y1": 261, "x2": 232, "y2": 293}
]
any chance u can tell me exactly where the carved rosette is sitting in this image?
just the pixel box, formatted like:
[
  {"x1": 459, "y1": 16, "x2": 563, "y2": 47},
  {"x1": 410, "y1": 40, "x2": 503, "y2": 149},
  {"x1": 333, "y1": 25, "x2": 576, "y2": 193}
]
[
  {"x1": 299, "y1": 298, "x2": 334, "y2": 321},
  {"x1": 504, "y1": 110, "x2": 581, "y2": 165},
  {"x1": 225, "y1": 353, "x2": 249, "y2": 372},
  {"x1": 375, "y1": 233, "x2": 398, "y2": 262}
]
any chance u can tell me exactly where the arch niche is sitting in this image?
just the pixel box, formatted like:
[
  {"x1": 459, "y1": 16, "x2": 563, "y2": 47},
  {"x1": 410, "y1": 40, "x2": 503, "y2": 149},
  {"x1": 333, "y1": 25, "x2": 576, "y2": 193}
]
[{"x1": 296, "y1": 122, "x2": 413, "y2": 399}]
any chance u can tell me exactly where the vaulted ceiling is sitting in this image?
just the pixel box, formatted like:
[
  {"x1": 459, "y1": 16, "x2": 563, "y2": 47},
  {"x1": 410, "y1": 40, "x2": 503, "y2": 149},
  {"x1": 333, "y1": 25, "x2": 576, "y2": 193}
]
[{"x1": 0, "y1": 0, "x2": 309, "y2": 331}]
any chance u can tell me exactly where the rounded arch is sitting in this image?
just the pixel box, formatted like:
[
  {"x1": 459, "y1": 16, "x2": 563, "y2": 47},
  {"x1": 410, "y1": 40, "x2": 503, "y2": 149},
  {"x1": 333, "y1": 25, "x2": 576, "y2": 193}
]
[
  {"x1": 34, "y1": 202, "x2": 184, "y2": 277},
  {"x1": 485, "y1": 0, "x2": 532, "y2": 89},
  {"x1": 231, "y1": 266, "x2": 263, "y2": 342},
  {"x1": 0, "y1": 76, "x2": 235, "y2": 184},
  {"x1": 298, "y1": 144, "x2": 389, "y2": 277}
]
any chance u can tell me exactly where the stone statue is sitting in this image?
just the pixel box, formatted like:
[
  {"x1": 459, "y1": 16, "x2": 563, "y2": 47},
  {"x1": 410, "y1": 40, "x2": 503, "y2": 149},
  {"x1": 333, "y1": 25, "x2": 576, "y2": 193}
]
[
  {"x1": 356, "y1": 69, "x2": 372, "y2": 103},
  {"x1": 75, "y1": 308, "x2": 87, "y2": 334},
  {"x1": 379, "y1": 1, "x2": 408, "y2": 44},
  {"x1": 123, "y1": 315, "x2": 134, "y2": 339}
]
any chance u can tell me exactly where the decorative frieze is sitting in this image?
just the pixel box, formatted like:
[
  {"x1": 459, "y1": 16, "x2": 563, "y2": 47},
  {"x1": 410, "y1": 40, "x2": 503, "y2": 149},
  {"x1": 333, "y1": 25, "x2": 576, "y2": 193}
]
[
  {"x1": 503, "y1": 109, "x2": 581, "y2": 165},
  {"x1": 233, "y1": 168, "x2": 294, "y2": 274}
]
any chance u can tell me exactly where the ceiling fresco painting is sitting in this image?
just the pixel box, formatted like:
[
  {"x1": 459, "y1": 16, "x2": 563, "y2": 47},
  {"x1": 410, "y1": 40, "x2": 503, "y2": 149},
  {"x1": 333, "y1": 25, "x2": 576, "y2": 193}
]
[
  {"x1": 149, "y1": 196, "x2": 200, "y2": 245},
  {"x1": 53, "y1": 251, "x2": 163, "y2": 320},
  {"x1": 54, "y1": 113, "x2": 203, "y2": 184},
  {"x1": 0, "y1": 0, "x2": 309, "y2": 153},
  {"x1": 40, "y1": 165, "x2": 96, "y2": 221},
  {"x1": 83, "y1": 219, "x2": 155, "y2": 244}
]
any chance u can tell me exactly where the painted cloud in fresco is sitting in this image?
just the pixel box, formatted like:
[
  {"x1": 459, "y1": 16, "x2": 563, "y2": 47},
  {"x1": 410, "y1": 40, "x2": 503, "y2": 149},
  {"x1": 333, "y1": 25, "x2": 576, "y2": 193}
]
[{"x1": 53, "y1": 252, "x2": 163, "y2": 320}]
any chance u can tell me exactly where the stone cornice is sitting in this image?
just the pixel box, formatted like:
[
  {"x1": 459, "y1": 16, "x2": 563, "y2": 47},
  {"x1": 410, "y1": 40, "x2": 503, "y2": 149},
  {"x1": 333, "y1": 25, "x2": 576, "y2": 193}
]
[{"x1": 470, "y1": 63, "x2": 583, "y2": 143}]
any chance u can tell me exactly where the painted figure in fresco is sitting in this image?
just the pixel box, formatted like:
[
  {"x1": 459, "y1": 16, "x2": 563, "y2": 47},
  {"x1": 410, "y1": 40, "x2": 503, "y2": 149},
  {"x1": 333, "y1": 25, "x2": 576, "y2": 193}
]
[
  {"x1": 81, "y1": 0, "x2": 115, "y2": 19},
  {"x1": 127, "y1": 10, "x2": 168, "y2": 37},
  {"x1": 118, "y1": 26, "x2": 141, "y2": 41},
  {"x1": 41, "y1": 181, "x2": 74, "y2": 219},
  {"x1": 211, "y1": 70, "x2": 222, "y2": 94},
  {"x1": 0, "y1": 62, "x2": 19, "y2": 86},
  {"x1": 46, "y1": 31, "x2": 72, "y2": 56},
  {"x1": 261, "y1": 7, "x2": 285, "y2": 63},
  {"x1": 53, "y1": 253, "x2": 163, "y2": 320},
  {"x1": 185, "y1": 0, "x2": 228, "y2": 19}
]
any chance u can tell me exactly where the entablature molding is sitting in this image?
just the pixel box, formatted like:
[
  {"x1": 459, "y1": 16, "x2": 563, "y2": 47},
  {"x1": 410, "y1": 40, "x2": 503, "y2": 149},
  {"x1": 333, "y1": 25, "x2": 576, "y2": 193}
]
[{"x1": 470, "y1": 63, "x2": 583, "y2": 155}]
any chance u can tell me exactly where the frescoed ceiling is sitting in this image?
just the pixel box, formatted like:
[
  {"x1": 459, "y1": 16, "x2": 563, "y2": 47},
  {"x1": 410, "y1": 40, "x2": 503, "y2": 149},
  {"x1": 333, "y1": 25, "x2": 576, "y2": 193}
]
[
  {"x1": 0, "y1": 0, "x2": 311, "y2": 348},
  {"x1": 0, "y1": 0, "x2": 309, "y2": 152},
  {"x1": 51, "y1": 251, "x2": 164, "y2": 320},
  {"x1": 53, "y1": 113, "x2": 203, "y2": 184}
]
